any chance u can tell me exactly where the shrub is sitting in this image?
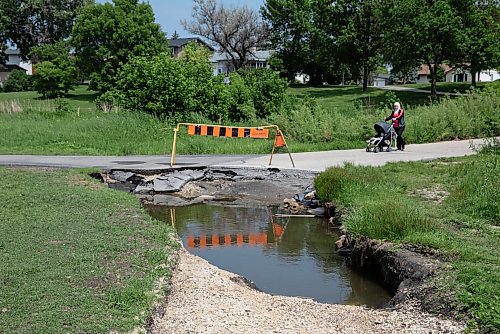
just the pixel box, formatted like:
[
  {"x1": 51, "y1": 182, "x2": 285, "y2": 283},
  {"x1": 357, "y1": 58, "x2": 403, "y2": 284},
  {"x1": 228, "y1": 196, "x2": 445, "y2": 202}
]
[
  {"x1": 228, "y1": 68, "x2": 288, "y2": 119},
  {"x1": 33, "y1": 61, "x2": 78, "y2": 98},
  {"x1": 105, "y1": 52, "x2": 230, "y2": 122},
  {"x1": 31, "y1": 42, "x2": 79, "y2": 98},
  {"x1": 3, "y1": 69, "x2": 33, "y2": 92}
]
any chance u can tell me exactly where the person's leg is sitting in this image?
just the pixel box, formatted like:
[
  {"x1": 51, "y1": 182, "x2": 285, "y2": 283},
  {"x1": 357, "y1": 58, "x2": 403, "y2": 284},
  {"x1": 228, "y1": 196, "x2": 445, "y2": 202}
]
[{"x1": 396, "y1": 127, "x2": 405, "y2": 150}]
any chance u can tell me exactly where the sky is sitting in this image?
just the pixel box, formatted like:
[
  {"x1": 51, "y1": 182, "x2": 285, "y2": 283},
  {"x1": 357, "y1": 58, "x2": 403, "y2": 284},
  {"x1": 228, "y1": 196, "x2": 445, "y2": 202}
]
[{"x1": 98, "y1": 1, "x2": 266, "y2": 39}]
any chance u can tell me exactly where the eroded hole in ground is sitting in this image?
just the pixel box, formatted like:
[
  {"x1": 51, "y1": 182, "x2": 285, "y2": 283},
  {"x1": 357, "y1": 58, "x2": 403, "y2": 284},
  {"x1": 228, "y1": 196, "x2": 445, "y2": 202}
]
[{"x1": 145, "y1": 203, "x2": 392, "y2": 308}]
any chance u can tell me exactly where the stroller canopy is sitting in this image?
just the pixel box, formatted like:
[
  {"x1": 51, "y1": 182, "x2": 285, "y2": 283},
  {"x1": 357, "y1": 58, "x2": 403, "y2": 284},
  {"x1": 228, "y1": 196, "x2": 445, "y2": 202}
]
[{"x1": 374, "y1": 121, "x2": 391, "y2": 136}]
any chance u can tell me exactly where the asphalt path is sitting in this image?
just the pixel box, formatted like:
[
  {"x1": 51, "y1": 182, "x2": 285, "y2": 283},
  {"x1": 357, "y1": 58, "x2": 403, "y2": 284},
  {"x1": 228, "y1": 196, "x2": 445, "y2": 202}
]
[
  {"x1": 0, "y1": 138, "x2": 493, "y2": 172},
  {"x1": 377, "y1": 85, "x2": 467, "y2": 96}
]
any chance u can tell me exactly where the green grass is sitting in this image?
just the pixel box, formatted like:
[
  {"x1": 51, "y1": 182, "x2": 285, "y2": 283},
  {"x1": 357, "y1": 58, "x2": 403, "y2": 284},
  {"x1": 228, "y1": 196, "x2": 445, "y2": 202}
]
[
  {"x1": 0, "y1": 168, "x2": 178, "y2": 333},
  {"x1": 0, "y1": 85, "x2": 98, "y2": 112},
  {"x1": 288, "y1": 85, "x2": 434, "y2": 111},
  {"x1": 0, "y1": 84, "x2": 498, "y2": 155},
  {"x1": 315, "y1": 147, "x2": 500, "y2": 332}
]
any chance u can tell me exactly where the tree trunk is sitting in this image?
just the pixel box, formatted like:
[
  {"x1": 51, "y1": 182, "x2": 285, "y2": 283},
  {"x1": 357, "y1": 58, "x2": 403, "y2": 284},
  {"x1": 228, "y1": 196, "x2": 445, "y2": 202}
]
[
  {"x1": 362, "y1": 66, "x2": 369, "y2": 92},
  {"x1": 471, "y1": 69, "x2": 477, "y2": 87},
  {"x1": 429, "y1": 63, "x2": 438, "y2": 101}
]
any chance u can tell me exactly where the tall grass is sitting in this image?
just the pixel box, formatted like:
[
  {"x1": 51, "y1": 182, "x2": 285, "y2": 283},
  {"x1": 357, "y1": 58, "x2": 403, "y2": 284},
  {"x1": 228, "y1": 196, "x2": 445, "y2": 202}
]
[
  {"x1": 314, "y1": 150, "x2": 500, "y2": 331},
  {"x1": 0, "y1": 84, "x2": 498, "y2": 155},
  {"x1": 407, "y1": 87, "x2": 500, "y2": 142},
  {"x1": 274, "y1": 86, "x2": 500, "y2": 148},
  {"x1": 448, "y1": 139, "x2": 500, "y2": 223}
]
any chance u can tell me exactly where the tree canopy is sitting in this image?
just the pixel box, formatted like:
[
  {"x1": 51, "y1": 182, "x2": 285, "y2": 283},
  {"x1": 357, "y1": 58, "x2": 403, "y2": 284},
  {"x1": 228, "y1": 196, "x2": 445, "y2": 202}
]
[
  {"x1": 0, "y1": 0, "x2": 90, "y2": 61},
  {"x1": 71, "y1": 0, "x2": 168, "y2": 92},
  {"x1": 183, "y1": 0, "x2": 269, "y2": 70},
  {"x1": 263, "y1": 0, "x2": 499, "y2": 95}
]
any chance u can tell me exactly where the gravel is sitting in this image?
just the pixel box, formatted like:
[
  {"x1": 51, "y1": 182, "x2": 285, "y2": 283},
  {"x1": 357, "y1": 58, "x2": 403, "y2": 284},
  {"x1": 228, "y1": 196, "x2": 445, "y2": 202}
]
[{"x1": 149, "y1": 249, "x2": 466, "y2": 334}]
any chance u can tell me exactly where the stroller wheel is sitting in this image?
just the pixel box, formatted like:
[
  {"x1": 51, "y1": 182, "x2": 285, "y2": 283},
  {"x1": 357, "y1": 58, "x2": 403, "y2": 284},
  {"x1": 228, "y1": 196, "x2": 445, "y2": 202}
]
[
  {"x1": 374, "y1": 146, "x2": 380, "y2": 153},
  {"x1": 387, "y1": 147, "x2": 392, "y2": 152},
  {"x1": 366, "y1": 147, "x2": 370, "y2": 152}
]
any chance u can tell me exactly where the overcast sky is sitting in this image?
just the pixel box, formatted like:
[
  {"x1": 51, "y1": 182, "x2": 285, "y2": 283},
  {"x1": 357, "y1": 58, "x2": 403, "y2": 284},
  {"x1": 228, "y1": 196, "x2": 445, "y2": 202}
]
[{"x1": 97, "y1": 0, "x2": 265, "y2": 38}]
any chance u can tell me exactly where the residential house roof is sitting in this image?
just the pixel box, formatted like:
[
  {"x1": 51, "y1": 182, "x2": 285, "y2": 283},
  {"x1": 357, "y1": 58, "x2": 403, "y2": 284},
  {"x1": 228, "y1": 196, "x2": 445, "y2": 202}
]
[
  {"x1": 0, "y1": 64, "x2": 24, "y2": 72},
  {"x1": 209, "y1": 50, "x2": 273, "y2": 63},
  {"x1": 167, "y1": 37, "x2": 215, "y2": 51},
  {"x1": 418, "y1": 64, "x2": 453, "y2": 75},
  {"x1": 5, "y1": 49, "x2": 20, "y2": 56}
]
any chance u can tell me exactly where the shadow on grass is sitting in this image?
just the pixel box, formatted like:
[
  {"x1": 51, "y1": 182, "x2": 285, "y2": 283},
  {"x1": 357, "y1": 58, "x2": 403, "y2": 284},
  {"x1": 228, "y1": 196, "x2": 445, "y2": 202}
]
[{"x1": 66, "y1": 92, "x2": 99, "y2": 103}]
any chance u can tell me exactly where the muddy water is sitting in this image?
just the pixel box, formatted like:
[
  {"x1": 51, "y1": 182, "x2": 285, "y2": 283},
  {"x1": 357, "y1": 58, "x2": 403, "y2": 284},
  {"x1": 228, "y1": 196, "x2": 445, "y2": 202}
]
[{"x1": 145, "y1": 204, "x2": 391, "y2": 308}]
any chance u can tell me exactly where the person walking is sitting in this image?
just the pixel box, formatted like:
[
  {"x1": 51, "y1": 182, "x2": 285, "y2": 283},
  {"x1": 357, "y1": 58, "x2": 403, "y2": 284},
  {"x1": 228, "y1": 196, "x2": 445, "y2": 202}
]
[{"x1": 385, "y1": 102, "x2": 406, "y2": 151}]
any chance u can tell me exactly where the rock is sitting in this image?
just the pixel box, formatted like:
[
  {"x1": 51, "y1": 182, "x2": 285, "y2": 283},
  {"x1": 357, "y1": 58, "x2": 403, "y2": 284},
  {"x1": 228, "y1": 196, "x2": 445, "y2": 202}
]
[
  {"x1": 179, "y1": 169, "x2": 206, "y2": 181},
  {"x1": 153, "y1": 177, "x2": 188, "y2": 193},
  {"x1": 335, "y1": 235, "x2": 347, "y2": 249},
  {"x1": 172, "y1": 171, "x2": 195, "y2": 181},
  {"x1": 134, "y1": 183, "x2": 154, "y2": 194},
  {"x1": 307, "y1": 207, "x2": 325, "y2": 217},
  {"x1": 152, "y1": 195, "x2": 190, "y2": 206},
  {"x1": 110, "y1": 171, "x2": 135, "y2": 183},
  {"x1": 191, "y1": 195, "x2": 215, "y2": 203}
]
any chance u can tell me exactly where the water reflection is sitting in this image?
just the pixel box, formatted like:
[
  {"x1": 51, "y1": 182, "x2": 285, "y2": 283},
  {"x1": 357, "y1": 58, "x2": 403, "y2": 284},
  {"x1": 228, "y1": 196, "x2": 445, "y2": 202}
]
[{"x1": 145, "y1": 204, "x2": 391, "y2": 308}]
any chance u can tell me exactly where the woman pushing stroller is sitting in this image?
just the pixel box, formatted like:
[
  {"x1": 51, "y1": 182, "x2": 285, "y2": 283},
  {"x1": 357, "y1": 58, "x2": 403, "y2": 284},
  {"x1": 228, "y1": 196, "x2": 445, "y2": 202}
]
[{"x1": 385, "y1": 102, "x2": 405, "y2": 151}]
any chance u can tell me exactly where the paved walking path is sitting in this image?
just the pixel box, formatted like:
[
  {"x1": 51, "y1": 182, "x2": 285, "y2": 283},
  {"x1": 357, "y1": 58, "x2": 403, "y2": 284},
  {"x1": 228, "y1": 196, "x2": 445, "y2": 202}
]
[
  {"x1": 378, "y1": 85, "x2": 467, "y2": 96},
  {"x1": 0, "y1": 138, "x2": 492, "y2": 172}
]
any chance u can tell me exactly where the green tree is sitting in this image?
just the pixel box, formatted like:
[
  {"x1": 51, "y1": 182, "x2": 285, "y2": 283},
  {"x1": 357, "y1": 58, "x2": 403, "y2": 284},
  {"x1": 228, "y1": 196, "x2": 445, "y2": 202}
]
[
  {"x1": 261, "y1": 0, "x2": 327, "y2": 83},
  {"x1": 71, "y1": 0, "x2": 168, "y2": 92},
  {"x1": 101, "y1": 52, "x2": 229, "y2": 121},
  {"x1": 331, "y1": 0, "x2": 384, "y2": 91},
  {"x1": 382, "y1": 0, "x2": 464, "y2": 100},
  {"x1": 458, "y1": 1, "x2": 500, "y2": 87},
  {"x1": 0, "y1": 0, "x2": 89, "y2": 61},
  {"x1": 31, "y1": 41, "x2": 78, "y2": 98},
  {"x1": 0, "y1": 7, "x2": 8, "y2": 62}
]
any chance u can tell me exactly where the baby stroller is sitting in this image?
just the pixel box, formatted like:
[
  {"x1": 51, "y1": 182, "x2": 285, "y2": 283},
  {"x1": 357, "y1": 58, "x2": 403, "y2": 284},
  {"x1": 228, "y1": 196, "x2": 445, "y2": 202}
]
[{"x1": 366, "y1": 121, "x2": 397, "y2": 153}]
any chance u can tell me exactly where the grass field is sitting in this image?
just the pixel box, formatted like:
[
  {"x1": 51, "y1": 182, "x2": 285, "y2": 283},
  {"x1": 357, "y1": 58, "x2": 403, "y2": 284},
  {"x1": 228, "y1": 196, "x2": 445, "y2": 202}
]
[
  {"x1": 0, "y1": 83, "x2": 498, "y2": 155},
  {"x1": 315, "y1": 145, "x2": 500, "y2": 332},
  {"x1": 0, "y1": 86, "x2": 98, "y2": 112},
  {"x1": 0, "y1": 167, "x2": 178, "y2": 333},
  {"x1": 288, "y1": 85, "x2": 434, "y2": 111}
]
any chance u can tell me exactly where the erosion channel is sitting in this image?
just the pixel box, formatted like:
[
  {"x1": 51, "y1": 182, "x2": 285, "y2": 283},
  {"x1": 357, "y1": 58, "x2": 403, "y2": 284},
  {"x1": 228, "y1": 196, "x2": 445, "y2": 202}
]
[
  {"x1": 145, "y1": 203, "x2": 392, "y2": 307},
  {"x1": 101, "y1": 167, "x2": 395, "y2": 308}
]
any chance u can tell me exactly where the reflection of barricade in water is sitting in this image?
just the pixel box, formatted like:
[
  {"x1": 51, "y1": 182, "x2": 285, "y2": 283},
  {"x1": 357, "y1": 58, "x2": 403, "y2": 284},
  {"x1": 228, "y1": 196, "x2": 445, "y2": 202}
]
[
  {"x1": 185, "y1": 222, "x2": 285, "y2": 249},
  {"x1": 186, "y1": 233, "x2": 268, "y2": 248}
]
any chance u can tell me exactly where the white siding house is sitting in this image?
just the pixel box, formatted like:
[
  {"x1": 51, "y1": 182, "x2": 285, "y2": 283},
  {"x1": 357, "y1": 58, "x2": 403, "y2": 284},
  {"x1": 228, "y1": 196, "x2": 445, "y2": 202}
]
[
  {"x1": 445, "y1": 68, "x2": 500, "y2": 83},
  {"x1": 209, "y1": 50, "x2": 272, "y2": 76},
  {"x1": 5, "y1": 49, "x2": 33, "y2": 75},
  {"x1": 0, "y1": 49, "x2": 32, "y2": 87}
]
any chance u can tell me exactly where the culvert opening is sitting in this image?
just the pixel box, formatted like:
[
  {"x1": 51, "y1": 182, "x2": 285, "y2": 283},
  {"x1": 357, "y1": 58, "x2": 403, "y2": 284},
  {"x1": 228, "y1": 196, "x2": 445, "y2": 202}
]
[{"x1": 144, "y1": 203, "x2": 392, "y2": 308}]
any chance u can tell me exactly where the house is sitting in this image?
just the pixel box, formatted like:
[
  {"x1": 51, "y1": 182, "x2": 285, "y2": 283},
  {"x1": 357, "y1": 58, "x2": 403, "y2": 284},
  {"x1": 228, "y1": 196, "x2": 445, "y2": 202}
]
[
  {"x1": 416, "y1": 64, "x2": 452, "y2": 84},
  {"x1": 445, "y1": 68, "x2": 500, "y2": 83},
  {"x1": 5, "y1": 49, "x2": 33, "y2": 75},
  {"x1": 209, "y1": 49, "x2": 272, "y2": 76},
  {"x1": 372, "y1": 73, "x2": 390, "y2": 87},
  {"x1": 0, "y1": 64, "x2": 26, "y2": 87},
  {"x1": 167, "y1": 37, "x2": 215, "y2": 58},
  {"x1": 416, "y1": 63, "x2": 499, "y2": 84}
]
